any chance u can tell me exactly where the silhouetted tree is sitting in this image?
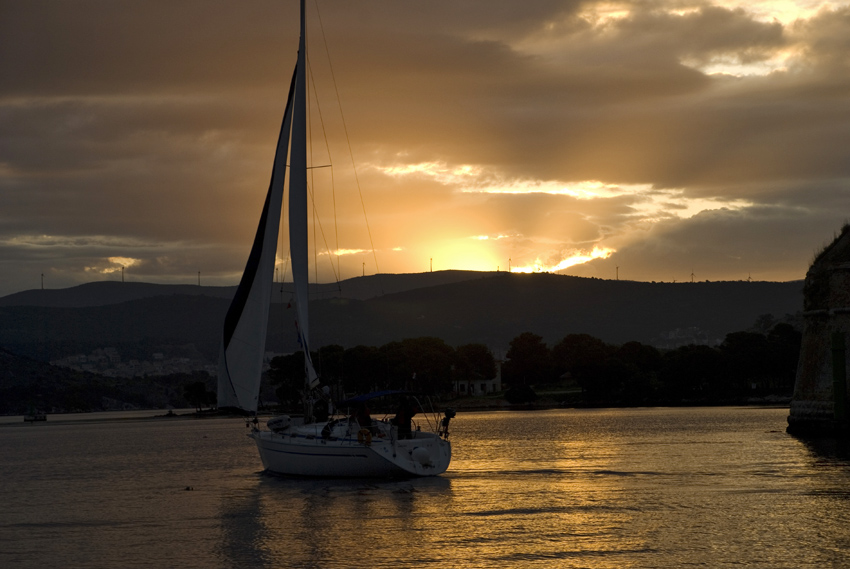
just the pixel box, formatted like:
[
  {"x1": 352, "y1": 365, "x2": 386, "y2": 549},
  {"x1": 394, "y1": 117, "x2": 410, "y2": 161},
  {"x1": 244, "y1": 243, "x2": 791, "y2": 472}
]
[
  {"x1": 400, "y1": 337, "x2": 455, "y2": 394},
  {"x1": 504, "y1": 384, "x2": 538, "y2": 404},
  {"x1": 342, "y1": 345, "x2": 382, "y2": 394},
  {"x1": 552, "y1": 334, "x2": 617, "y2": 397},
  {"x1": 183, "y1": 380, "x2": 213, "y2": 411},
  {"x1": 503, "y1": 332, "x2": 554, "y2": 386},
  {"x1": 617, "y1": 341, "x2": 663, "y2": 403},
  {"x1": 751, "y1": 313, "x2": 777, "y2": 334},
  {"x1": 379, "y1": 341, "x2": 408, "y2": 390},
  {"x1": 617, "y1": 341, "x2": 663, "y2": 375},
  {"x1": 720, "y1": 331, "x2": 772, "y2": 396},
  {"x1": 660, "y1": 344, "x2": 726, "y2": 400},
  {"x1": 765, "y1": 323, "x2": 802, "y2": 392},
  {"x1": 553, "y1": 334, "x2": 614, "y2": 375},
  {"x1": 268, "y1": 352, "x2": 305, "y2": 411},
  {"x1": 455, "y1": 343, "x2": 497, "y2": 380},
  {"x1": 455, "y1": 343, "x2": 497, "y2": 394},
  {"x1": 315, "y1": 344, "x2": 345, "y2": 384}
]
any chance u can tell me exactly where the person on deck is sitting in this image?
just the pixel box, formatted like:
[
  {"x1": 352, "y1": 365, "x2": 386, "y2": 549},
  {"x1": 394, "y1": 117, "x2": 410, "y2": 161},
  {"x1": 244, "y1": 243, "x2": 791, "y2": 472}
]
[
  {"x1": 394, "y1": 397, "x2": 418, "y2": 440},
  {"x1": 314, "y1": 386, "x2": 332, "y2": 423},
  {"x1": 354, "y1": 403, "x2": 372, "y2": 433}
]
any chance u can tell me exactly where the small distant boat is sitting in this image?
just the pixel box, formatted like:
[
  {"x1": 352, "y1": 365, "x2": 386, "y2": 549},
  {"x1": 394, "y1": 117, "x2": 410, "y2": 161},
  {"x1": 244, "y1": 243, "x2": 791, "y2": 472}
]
[{"x1": 217, "y1": 0, "x2": 454, "y2": 477}]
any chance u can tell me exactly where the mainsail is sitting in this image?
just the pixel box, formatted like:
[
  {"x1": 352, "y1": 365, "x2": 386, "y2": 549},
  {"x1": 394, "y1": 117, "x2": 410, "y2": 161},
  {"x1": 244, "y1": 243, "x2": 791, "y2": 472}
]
[
  {"x1": 218, "y1": 0, "x2": 320, "y2": 411},
  {"x1": 217, "y1": 69, "x2": 297, "y2": 412}
]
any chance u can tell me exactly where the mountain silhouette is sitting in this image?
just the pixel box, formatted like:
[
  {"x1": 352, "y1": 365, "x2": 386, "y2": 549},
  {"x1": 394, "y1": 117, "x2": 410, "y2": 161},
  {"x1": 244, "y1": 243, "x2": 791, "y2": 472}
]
[{"x1": 0, "y1": 271, "x2": 803, "y2": 363}]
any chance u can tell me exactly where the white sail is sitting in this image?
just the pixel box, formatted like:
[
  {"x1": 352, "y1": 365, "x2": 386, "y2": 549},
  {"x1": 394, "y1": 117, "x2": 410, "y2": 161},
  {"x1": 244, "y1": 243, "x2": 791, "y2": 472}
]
[
  {"x1": 217, "y1": 70, "x2": 297, "y2": 412},
  {"x1": 231, "y1": 0, "x2": 453, "y2": 478},
  {"x1": 289, "y1": 0, "x2": 319, "y2": 389}
]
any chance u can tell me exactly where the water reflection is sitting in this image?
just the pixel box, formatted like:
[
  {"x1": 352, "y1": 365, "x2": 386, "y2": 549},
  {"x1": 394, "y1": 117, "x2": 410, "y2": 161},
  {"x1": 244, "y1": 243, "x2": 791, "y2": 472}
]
[
  {"x1": 218, "y1": 474, "x2": 453, "y2": 568},
  {"x1": 799, "y1": 435, "x2": 850, "y2": 463},
  {"x1": 205, "y1": 408, "x2": 850, "y2": 568},
  {"x1": 219, "y1": 482, "x2": 270, "y2": 568}
]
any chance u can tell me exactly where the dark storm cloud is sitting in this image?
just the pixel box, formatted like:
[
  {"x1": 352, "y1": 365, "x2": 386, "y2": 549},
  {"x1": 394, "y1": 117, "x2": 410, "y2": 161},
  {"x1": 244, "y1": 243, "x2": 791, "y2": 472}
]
[
  {"x1": 572, "y1": 202, "x2": 838, "y2": 283},
  {"x1": 0, "y1": 0, "x2": 294, "y2": 97},
  {"x1": 615, "y1": 5, "x2": 786, "y2": 62},
  {"x1": 317, "y1": 2, "x2": 845, "y2": 194}
]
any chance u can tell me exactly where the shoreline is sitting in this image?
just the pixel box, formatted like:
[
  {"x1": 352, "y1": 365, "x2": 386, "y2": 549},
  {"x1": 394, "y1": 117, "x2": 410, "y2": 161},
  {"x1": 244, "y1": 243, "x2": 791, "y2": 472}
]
[{"x1": 1, "y1": 396, "x2": 793, "y2": 427}]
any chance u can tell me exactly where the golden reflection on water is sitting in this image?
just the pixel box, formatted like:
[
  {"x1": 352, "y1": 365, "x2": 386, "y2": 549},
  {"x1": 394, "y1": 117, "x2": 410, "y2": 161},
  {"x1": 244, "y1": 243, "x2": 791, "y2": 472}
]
[
  {"x1": 4, "y1": 408, "x2": 826, "y2": 569},
  {"x1": 209, "y1": 408, "x2": 850, "y2": 568},
  {"x1": 447, "y1": 410, "x2": 653, "y2": 567}
]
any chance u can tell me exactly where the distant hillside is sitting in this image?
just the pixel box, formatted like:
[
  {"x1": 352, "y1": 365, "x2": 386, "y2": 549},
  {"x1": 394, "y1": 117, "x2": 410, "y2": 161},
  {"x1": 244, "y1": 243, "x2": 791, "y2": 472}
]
[
  {"x1": 0, "y1": 270, "x2": 487, "y2": 307},
  {"x1": 0, "y1": 282, "x2": 237, "y2": 308},
  {"x1": 0, "y1": 272, "x2": 804, "y2": 364},
  {"x1": 0, "y1": 347, "x2": 199, "y2": 414},
  {"x1": 0, "y1": 295, "x2": 230, "y2": 362},
  {"x1": 308, "y1": 273, "x2": 804, "y2": 352}
]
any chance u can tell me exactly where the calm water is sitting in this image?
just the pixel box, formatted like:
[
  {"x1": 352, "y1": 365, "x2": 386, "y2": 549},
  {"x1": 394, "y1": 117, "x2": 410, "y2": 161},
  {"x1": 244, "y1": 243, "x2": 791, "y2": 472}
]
[{"x1": 2, "y1": 407, "x2": 849, "y2": 568}]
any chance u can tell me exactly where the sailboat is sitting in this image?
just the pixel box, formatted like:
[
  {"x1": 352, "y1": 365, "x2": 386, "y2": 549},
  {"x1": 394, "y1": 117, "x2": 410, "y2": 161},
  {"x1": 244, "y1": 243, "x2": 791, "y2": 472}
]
[{"x1": 217, "y1": 0, "x2": 454, "y2": 477}]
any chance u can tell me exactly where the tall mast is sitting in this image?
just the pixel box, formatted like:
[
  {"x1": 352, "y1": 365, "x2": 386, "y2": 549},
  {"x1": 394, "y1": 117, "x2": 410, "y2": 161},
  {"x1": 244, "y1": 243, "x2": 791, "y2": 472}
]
[{"x1": 290, "y1": 0, "x2": 319, "y2": 392}]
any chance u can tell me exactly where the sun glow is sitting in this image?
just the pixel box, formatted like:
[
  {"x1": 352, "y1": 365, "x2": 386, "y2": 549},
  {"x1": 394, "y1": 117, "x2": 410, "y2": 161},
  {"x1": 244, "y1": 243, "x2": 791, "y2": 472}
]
[
  {"x1": 573, "y1": 0, "x2": 835, "y2": 27},
  {"x1": 322, "y1": 248, "x2": 368, "y2": 257},
  {"x1": 85, "y1": 256, "x2": 141, "y2": 275},
  {"x1": 377, "y1": 159, "x2": 654, "y2": 199},
  {"x1": 466, "y1": 179, "x2": 652, "y2": 198},
  {"x1": 377, "y1": 161, "x2": 482, "y2": 185},
  {"x1": 427, "y1": 239, "x2": 503, "y2": 273},
  {"x1": 376, "y1": 160, "x2": 757, "y2": 277},
  {"x1": 512, "y1": 246, "x2": 615, "y2": 273},
  {"x1": 473, "y1": 234, "x2": 512, "y2": 241}
]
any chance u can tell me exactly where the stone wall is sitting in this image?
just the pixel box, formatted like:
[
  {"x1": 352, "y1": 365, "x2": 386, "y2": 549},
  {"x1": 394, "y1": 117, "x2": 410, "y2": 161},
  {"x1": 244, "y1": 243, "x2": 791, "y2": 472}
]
[{"x1": 788, "y1": 226, "x2": 850, "y2": 435}]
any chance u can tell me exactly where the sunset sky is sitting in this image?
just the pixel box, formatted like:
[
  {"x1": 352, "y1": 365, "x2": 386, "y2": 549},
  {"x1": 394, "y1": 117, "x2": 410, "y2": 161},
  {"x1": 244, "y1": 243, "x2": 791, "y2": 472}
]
[{"x1": 2, "y1": 0, "x2": 850, "y2": 297}]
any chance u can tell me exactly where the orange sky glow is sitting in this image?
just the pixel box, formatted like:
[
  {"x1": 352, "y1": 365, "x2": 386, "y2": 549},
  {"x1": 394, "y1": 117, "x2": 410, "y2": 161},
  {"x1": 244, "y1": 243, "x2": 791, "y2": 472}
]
[{"x1": 2, "y1": 0, "x2": 850, "y2": 295}]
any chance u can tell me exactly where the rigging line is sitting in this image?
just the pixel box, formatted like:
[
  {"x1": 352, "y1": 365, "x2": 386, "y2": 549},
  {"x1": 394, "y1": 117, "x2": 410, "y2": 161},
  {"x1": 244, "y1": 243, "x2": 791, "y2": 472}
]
[
  {"x1": 305, "y1": 43, "x2": 337, "y2": 290},
  {"x1": 306, "y1": 179, "x2": 342, "y2": 285},
  {"x1": 306, "y1": 52, "x2": 341, "y2": 289},
  {"x1": 286, "y1": 163, "x2": 331, "y2": 170},
  {"x1": 307, "y1": 44, "x2": 318, "y2": 289},
  {"x1": 313, "y1": 192, "x2": 318, "y2": 286},
  {"x1": 312, "y1": 0, "x2": 382, "y2": 292},
  {"x1": 279, "y1": 144, "x2": 290, "y2": 288},
  {"x1": 280, "y1": 181, "x2": 290, "y2": 288},
  {"x1": 304, "y1": 25, "x2": 337, "y2": 295},
  {"x1": 281, "y1": 256, "x2": 290, "y2": 287},
  {"x1": 332, "y1": 161, "x2": 340, "y2": 285},
  {"x1": 279, "y1": 125, "x2": 290, "y2": 293}
]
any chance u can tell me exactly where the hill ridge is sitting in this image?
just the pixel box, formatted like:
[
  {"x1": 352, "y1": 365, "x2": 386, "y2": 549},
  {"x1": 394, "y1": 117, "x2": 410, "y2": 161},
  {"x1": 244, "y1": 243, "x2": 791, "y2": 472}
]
[
  {"x1": 0, "y1": 272, "x2": 804, "y2": 364},
  {"x1": 0, "y1": 269, "x2": 492, "y2": 308}
]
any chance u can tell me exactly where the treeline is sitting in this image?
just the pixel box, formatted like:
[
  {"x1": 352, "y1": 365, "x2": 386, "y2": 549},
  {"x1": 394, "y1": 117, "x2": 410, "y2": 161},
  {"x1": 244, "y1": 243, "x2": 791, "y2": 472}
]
[
  {"x1": 502, "y1": 322, "x2": 801, "y2": 405},
  {"x1": 266, "y1": 321, "x2": 802, "y2": 408},
  {"x1": 268, "y1": 337, "x2": 496, "y2": 410},
  {"x1": 2, "y1": 320, "x2": 801, "y2": 414}
]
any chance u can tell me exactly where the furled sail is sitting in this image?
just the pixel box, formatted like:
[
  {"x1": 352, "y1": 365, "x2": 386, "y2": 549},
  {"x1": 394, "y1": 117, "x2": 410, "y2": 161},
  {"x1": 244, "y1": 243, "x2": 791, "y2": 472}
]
[
  {"x1": 289, "y1": 5, "x2": 319, "y2": 389},
  {"x1": 217, "y1": 68, "x2": 298, "y2": 412}
]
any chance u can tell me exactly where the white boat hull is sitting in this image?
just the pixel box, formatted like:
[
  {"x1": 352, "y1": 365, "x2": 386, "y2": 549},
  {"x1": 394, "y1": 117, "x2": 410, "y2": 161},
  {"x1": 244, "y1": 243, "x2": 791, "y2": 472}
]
[{"x1": 250, "y1": 422, "x2": 451, "y2": 478}]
